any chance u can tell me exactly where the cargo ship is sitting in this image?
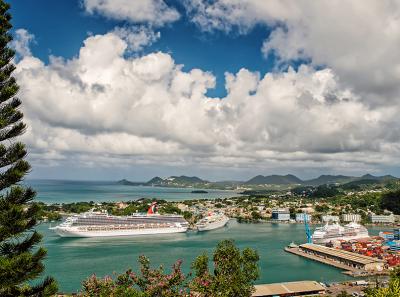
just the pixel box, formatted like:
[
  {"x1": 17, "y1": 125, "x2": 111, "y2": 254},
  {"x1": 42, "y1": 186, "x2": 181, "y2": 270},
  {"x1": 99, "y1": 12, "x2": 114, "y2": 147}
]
[
  {"x1": 50, "y1": 202, "x2": 188, "y2": 237},
  {"x1": 196, "y1": 212, "x2": 229, "y2": 231},
  {"x1": 312, "y1": 222, "x2": 369, "y2": 244}
]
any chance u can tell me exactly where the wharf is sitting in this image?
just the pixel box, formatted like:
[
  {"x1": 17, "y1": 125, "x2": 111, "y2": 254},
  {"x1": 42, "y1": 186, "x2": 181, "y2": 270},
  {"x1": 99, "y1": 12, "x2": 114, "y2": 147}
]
[
  {"x1": 285, "y1": 247, "x2": 359, "y2": 272},
  {"x1": 285, "y1": 245, "x2": 387, "y2": 277}
]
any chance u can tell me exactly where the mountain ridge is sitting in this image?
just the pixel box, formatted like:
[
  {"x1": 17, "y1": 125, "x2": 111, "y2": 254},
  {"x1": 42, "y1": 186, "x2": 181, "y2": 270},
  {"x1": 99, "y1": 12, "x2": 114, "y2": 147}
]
[{"x1": 117, "y1": 173, "x2": 398, "y2": 187}]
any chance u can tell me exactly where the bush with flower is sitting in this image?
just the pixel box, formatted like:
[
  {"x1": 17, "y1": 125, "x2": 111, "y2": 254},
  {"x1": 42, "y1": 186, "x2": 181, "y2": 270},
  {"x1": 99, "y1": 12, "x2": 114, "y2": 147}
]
[{"x1": 79, "y1": 240, "x2": 259, "y2": 297}]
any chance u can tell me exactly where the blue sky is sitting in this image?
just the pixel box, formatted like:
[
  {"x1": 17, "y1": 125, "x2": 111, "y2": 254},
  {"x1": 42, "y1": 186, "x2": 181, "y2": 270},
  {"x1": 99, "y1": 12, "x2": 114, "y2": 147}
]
[
  {"x1": 8, "y1": 0, "x2": 400, "y2": 181},
  {"x1": 10, "y1": 0, "x2": 276, "y2": 98}
]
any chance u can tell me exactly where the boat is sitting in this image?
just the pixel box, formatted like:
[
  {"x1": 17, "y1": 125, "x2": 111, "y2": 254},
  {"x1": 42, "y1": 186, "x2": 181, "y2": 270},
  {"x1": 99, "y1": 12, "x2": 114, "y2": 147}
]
[
  {"x1": 196, "y1": 212, "x2": 229, "y2": 231},
  {"x1": 50, "y1": 202, "x2": 189, "y2": 237},
  {"x1": 312, "y1": 222, "x2": 369, "y2": 244}
]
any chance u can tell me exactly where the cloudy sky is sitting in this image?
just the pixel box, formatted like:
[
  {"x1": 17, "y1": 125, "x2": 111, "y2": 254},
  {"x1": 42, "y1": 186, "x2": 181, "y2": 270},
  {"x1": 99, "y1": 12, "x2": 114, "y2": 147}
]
[{"x1": 9, "y1": 0, "x2": 400, "y2": 181}]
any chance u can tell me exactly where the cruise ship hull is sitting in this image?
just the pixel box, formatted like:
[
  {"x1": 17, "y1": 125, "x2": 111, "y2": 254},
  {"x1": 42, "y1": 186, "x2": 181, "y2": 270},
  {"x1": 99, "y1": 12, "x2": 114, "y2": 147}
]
[
  {"x1": 197, "y1": 217, "x2": 229, "y2": 232},
  {"x1": 52, "y1": 226, "x2": 188, "y2": 237}
]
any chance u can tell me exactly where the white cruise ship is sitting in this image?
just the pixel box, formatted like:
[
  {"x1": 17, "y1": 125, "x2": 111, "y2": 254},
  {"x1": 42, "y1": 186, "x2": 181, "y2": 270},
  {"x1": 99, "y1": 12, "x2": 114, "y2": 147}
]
[
  {"x1": 312, "y1": 222, "x2": 369, "y2": 244},
  {"x1": 196, "y1": 212, "x2": 229, "y2": 232},
  {"x1": 50, "y1": 202, "x2": 188, "y2": 237}
]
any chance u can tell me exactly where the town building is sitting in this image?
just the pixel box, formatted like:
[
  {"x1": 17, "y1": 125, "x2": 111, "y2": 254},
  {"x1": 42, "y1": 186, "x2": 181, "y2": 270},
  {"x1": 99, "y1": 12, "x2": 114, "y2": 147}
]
[
  {"x1": 295, "y1": 213, "x2": 311, "y2": 222},
  {"x1": 115, "y1": 201, "x2": 128, "y2": 209},
  {"x1": 341, "y1": 213, "x2": 361, "y2": 223},
  {"x1": 271, "y1": 208, "x2": 290, "y2": 221},
  {"x1": 369, "y1": 213, "x2": 395, "y2": 224},
  {"x1": 321, "y1": 215, "x2": 339, "y2": 223}
]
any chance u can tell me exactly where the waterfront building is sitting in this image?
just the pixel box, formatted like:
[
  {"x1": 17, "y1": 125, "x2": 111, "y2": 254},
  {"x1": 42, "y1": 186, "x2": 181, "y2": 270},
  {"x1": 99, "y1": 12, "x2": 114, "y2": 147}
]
[
  {"x1": 341, "y1": 213, "x2": 361, "y2": 223},
  {"x1": 321, "y1": 215, "x2": 339, "y2": 223},
  {"x1": 298, "y1": 243, "x2": 385, "y2": 272},
  {"x1": 295, "y1": 213, "x2": 311, "y2": 222},
  {"x1": 271, "y1": 208, "x2": 290, "y2": 221},
  {"x1": 369, "y1": 213, "x2": 395, "y2": 224},
  {"x1": 252, "y1": 281, "x2": 326, "y2": 297}
]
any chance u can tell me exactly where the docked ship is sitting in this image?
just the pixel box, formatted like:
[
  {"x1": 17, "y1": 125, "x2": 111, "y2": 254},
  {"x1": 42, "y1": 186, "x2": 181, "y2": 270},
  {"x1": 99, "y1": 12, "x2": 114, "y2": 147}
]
[
  {"x1": 196, "y1": 212, "x2": 229, "y2": 232},
  {"x1": 50, "y1": 202, "x2": 189, "y2": 237},
  {"x1": 312, "y1": 222, "x2": 369, "y2": 244}
]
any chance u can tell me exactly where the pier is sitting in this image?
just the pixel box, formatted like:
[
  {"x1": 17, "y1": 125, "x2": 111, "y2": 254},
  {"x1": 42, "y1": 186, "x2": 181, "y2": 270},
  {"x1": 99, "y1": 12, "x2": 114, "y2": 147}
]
[{"x1": 285, "y1": 244, "x2": 385, "y2": 276}]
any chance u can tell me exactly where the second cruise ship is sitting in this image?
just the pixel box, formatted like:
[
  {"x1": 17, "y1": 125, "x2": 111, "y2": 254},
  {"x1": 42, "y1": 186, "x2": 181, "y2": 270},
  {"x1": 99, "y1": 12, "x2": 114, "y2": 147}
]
[
  {"x1": 196, "y1": 212, "x2": 229, "y2": 231},
  {"x1": 312, "y1": 222, "x2": 369, "y2": 244},
  {"x1": 50, "y1": 202, "x2": 189, "y2": 237}
]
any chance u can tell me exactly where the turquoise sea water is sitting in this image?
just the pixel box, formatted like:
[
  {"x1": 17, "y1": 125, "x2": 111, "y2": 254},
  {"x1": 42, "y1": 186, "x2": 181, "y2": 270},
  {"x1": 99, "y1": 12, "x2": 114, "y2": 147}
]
[
  {"x1": 24, "y1": 179, "x2": 238, "y2": 204},
  {"x1": 39, "y1": 222, "x2": 383, "y2": 294}
]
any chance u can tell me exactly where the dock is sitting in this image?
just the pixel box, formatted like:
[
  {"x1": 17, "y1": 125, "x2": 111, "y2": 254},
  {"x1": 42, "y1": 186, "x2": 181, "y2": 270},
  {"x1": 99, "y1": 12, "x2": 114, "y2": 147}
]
[
  {"x1": 285, "y1": 247, "x2": 358, "y2": 272},
  {"x1": 285, "y1": 244, "x2": 386, "y2": 277}
]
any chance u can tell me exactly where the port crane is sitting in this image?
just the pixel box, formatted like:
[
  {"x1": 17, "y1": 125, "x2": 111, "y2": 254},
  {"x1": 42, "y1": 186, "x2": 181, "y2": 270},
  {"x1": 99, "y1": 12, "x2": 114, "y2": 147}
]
[{"x1": 304, "y1": 212, "x2": 312, "y2": 244}]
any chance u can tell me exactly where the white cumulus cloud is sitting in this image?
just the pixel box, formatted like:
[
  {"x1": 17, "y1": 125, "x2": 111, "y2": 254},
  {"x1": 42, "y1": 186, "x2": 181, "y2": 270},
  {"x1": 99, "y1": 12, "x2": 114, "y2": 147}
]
[
  {"x1": 14, "y1": 29, "x2": 400, "y2": 174},
  {"x1": 82, "y1": 0, "x2": 180, "y2": 26},
  {"x1": 184, "y1": 0, "x2": 400, "y2": 107},
  {"x1": 11, "y1": 28, "x2": 35, "y2": 57},
  {"x1": 111, "y1": 26, "x2": 161, "y2": 52}
]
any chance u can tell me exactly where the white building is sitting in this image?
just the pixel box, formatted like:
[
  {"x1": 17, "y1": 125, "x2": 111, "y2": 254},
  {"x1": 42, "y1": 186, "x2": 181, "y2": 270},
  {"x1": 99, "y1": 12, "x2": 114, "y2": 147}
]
[
  {"x1": 295, "y1": 213, "x2": 311, "y2": 222},
  {"x1": 321, "y1": 215, "x2": 340, "y2": 223},
  {"x1": 341, "y1": 213, "x2": 361, "y2": 223},
  {"x1": 369, "y1": 213, "x2": 395, "y2": 224},
  {"x1": 271, "y1": 208, "x2": 290, "y2": 221}
]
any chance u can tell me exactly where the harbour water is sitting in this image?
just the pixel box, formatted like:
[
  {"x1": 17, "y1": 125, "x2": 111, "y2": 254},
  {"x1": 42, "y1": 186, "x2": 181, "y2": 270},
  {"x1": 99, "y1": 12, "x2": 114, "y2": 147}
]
[
  {"x1": 39, "y1": 222, "x2": 383, "y2": 293},
  {"x1": 27, "y1": 180, "x2": 384, "y2": 293},
  {"x1": 24, "y1": 179, "x2": 237, "y2": 204}
]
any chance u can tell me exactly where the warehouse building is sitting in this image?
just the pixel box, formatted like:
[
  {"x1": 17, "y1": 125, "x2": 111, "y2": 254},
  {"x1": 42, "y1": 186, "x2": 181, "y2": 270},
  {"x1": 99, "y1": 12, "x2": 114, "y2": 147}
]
[
  {"x1": 369, "y1": 213, "x2": 395, "y2": 224},
  {"x1": 271, "y1": 208, "x2": 290, "y2": 221},
  {"x1": 299, "y1": 243, "x2": 385, "y2": 272},
  {"x1": 342, "y1": 213, "x2": 361, "y2": 223},
  {"x1": 252, "y1": 281, "x2": 326, "y2": 297},
  {"x1": 295, "y1": 213, "x2": 311, "y2": 222},
  {"x1": 322, "y1": 215, "x2": 339, "y2": 223}
]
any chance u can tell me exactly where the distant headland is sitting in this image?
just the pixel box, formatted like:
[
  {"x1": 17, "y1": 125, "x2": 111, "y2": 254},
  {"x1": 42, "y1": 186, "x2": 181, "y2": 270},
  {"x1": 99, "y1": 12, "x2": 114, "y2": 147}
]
[{"x1": 117, "y1": 174, "x2": 398, "y2": 190}]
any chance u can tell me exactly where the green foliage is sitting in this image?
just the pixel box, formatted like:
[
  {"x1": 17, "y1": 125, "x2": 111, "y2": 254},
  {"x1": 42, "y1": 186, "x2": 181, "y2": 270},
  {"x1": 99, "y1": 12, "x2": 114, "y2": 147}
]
[
  {"x1": 81, "y1": 255, "x2": 188, "y2": 297},
  {"x1": 80, "y1": 240, "x2": 259, "y2": 297},
  {"x1": 0, "y1": 1, "x2": 57, "y2": 295},
  {"x1": 159, "y1": 203, "x2": 181, "y2": 215},
  {"x1": 315, "y1": 204, "x2": 330, "y2": 213},
  {"x1": 251, "y1": 211, "x2": 262, "y2": 221},
  {"x1": 365, "y1": 267, "x2": 400, "y2": 297},
  {"x1": 330, "y1": 192, "x2": 383, "y2": 214},
  {"x1": 311, "y1": 184, "x2": 340, "y2": 198},
  {"x1": 190, "y1": 239, "x2": 260, "y2": 297},
  {"x1": 365, "y1": 279, "x2": 400, "y2": 297},
  {"x1": 61, "y1": 201, "x2": 95, "y2": 213},
  {"x1": 182, "y1": 211, "x2": 192, "y2": 221},
  {"x1": 381, "y1": 189, "x2": 400, "y2": 214}
]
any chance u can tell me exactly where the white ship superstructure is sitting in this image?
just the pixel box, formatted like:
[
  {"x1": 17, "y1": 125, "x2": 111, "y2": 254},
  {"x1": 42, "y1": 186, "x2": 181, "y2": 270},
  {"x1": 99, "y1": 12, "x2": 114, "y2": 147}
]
[
  {"x1": 50, "y1": 202, "x2": 188, "y2": 237},
  {"x1": 312, "y1": 222, "x2": 369, "y2": 244},
  {"x1": 196, "y1": 212, "x2": 229, "y2": 232}
]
